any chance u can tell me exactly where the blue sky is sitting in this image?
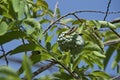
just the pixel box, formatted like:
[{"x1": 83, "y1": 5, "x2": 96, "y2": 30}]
[{"x1": 46, "y1": 0, "x2": 120, "y2": 21}]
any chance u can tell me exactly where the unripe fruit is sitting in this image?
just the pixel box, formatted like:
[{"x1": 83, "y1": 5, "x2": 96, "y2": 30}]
[{"x1": 57, "y1": 31, "x2": 84, "y2": 54}]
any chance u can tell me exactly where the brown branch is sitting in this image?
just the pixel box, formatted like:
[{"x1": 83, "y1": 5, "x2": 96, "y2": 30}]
[
  {"x1": 43, "y1": 10, "x2": 120, "y2": 34},
  {"x1": 104, "y1": 39, "x2": 120, "y2": 46},
  {"x1": 72, "y1": 13, "x2": 83, "y2": 23},
  {"x1": 32, "y1": 60, "x2": 57, "y2": 78},
  {"x1": 111, "y1": 75, "x2": 120, "y2": 80},
  {"x1": 111, "y1": 19, "x2": 120, "y2": 24}
]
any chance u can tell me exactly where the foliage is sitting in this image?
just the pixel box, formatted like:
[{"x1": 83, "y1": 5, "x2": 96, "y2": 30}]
[{"x1": 0, "y1": 0, "x2": 120, "y2": 80}]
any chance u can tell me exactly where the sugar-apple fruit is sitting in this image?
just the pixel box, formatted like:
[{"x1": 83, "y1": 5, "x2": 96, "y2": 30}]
[{"x1": 57, "y1": 31, "x2": 84, "y2": 54}]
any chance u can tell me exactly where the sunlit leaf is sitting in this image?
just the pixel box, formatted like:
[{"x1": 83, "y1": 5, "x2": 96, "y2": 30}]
[
  {"x1": 99, "y1": 21, "x2": 116, "y2": 29},
  {"x1": 72, "y1": 19, "x2": 86, "y2": 25},
  {"x1": 93, "y1": 51, "x2": 105, "y2": 58},
  {"x1": 51, "y1": 43, "x2": 58, "y2": 51},
  {"x1": 36, "y1": 0, "x2": 48, "y2": 9},
  {"x1": 11, "y1": 0, "x2": 20, "y2": 12},
  {"x1": 56, "y1": 28, "x2": 68, "y2": 34},
  {"x1": 104, "y1": 31, "x2": 118, "y2": 42},
  {"x1": 91, "y1": 20, "x2": 101, "y2": 29},
  {"x1": 18, "y1": 0, "x2": 25, "y2": 20},
  {"x1": 62, "y1": 51, "x2": 71, "y2": 66},
  {"x1": 0, "y1": 21, "x2": 8, "y2": 36},
  {"x1": 61, "y1": 18, "x2": 73, "y2": 24},
  {"x1": 45, "y1": 34, "x2": 53, "y2": 43},
  {"x1": 90, "y1": 70, "x2": 110, "y2": 79},
  {"x1": 83, "y1": 42, "x2": 102, "y2": 53},
  {"x1": 73, "y1": 54, "x2": 82, "y2": 70}
]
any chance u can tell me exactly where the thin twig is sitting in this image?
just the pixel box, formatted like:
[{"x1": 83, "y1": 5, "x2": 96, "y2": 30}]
[
  {"x1": 32, "y1": 60, "x2": 57, "y2": 78},
  {"x1": 0, "y1": 50, "x2": 12, "y2": 59},
  {"x1": 111, "y1": 75, "x2": 120, "y2": 80},
  {"x1": 0, "y1": 45, "x2": 8, "y2": 66},
  {"x1": 43, "y1": 10, "x2": 120, "y2": 34},
  {"x1": 111, "y1": 19, "x2": 120, "y2": 24},
  {"x1": 103, "y1": 0, "x2": 120, "y2": 38},
  {"x1": 104, "y1": 39, "x2": 120, "y2": 46},
  {"x1": 103, "y1": 0, "x2": 112, "y2": 20},
  {"x1": 72, "y1": 13, "x2": 83, "y2": 23}
]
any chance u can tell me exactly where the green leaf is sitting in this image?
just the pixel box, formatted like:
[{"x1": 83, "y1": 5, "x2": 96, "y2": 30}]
[
  {"x1": 61, "y1": 18, "x2": 73, "y2": 24},
  {"x1": 39, "y1": 52, "x2": 53, "y2": 61},
  {"x1": 83, "y1": 42, "x2": 102, "y2": 53},
  {"x1": 56, "y1": 7, "x2": 61, "y2": 18},
  {"x1": 0, "y1": 31, "x2": 26, "y2": 45},
  {"x1": 40, "y1": 18, "x2": 50, "y2": 24},
  {"x1": 56, "y1": 28, "x2": 68, "y2": 34},
  {"x1": 23, "y1": 18, "x2": 41, "y2": 29},
  {"x1": 62, "y1": 51, "x2": 71, "y2": 66},
  {"x1": 51, "y1": 43, "x2": 59, "y2": 53},
  {"x1": 103, "y1": 46, "x2": 115, "y2": 70},
  {"x1": 99, "y1": 21, "x2": 116, "y2": 29},
  {"x1": 18, "y1": 0, "x2": 25, "y2": 20},
  {"x1": 36, "y1": 0, "x2": 48, "y2": 9},
  {"x1": 90, "y1": 70, "x2": 110, "y2": 79},
  {"x1": 11, "y1": 0, "x2": 20, "y2": 12},
  {"x1": 53, "y1": 72, "x2": 73, "y2": 80},
  {"x1": 104, "y1": 31, "x2": 118, "y2": 42},
  {"x1": 0, "y1": 21, "x2": 8, "y2": 36},
  {"x1": 72, "y1": 19, "x2": 86, "y2": 25},
  {"x1": 45, "y1": 42, "x2": 51, "y2": 51},
  {"x1": 0, "y1": 66, "x2": 20, "y2": 80},
  {"x1": 23, "y1": 55, "x2": 32, "y2": 80},
  {"x1": 50, "y1": 25, "x2": 57, "y2": 32},
  {"x1": 93, "y1": 51, "x2": 105, "y2": 58},
  {"x1": 91, "y1": 20, "x2": 101, "y2": 29},
  {"x1": 73, "y1": 54, "x2": 82, "y2": 70},
  {"x1": 112, "y1": 49, "x2": 120, "y2": 70},
  {"x1": 10, "y1": 43, "x2": 46, "y2": 55}
]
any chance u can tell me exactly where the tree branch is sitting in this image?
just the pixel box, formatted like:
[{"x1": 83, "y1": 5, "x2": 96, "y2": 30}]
[
  {"x1": 103, "y1": 0, "x2": 112, "y2": 20},
  {"x1": 32, "y1": 60, "x2": 57, "y2": 78},
  {"x1": 43, "y1": 10, "x2": 120, "y2": 34},
  {"x1": 104, "y1": 39, "x2": 120, "y2": 46},
  {"x1": 110, "y1": 19, "x2": 120, "y2": 24}
]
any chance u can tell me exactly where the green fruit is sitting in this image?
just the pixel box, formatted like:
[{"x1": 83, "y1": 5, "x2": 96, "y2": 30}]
[{"x1": 57, "y1": 31, "x2": 84, "y2": 54}]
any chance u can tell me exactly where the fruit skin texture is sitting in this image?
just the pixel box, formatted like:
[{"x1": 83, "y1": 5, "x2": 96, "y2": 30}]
[{"x1": 57, "y1": 31, "x2": 84, "y2": 54}]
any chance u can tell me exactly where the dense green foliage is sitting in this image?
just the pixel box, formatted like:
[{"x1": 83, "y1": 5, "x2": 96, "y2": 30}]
[{"x1": 0, "y1": 0, "x2": 120, "y2": 80}]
